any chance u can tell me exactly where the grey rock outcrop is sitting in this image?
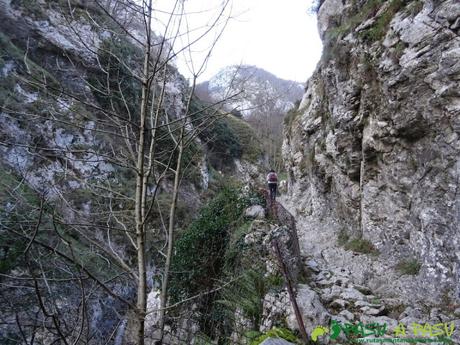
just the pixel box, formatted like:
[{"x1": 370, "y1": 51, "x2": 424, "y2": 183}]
[
  {"x1": 283, "y1": 0, "x2": 460, "y2": 306},
  {"x1": 243, "y1": 219, "x2": 302, "y2": 283},
  {"x1": 244, "y1": 205, "x2": 266, "y2": 219},
  {"x1": 259, "y1": 338, "x2": 296, "y2": 345},
  {"x1": 286, "y1": 284, "x2": 330, "y2": 336}
]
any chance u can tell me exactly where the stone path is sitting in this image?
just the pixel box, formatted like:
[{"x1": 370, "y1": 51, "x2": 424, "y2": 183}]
[{"x1": 268, "y1": 198, "x2": 460, "y2": 344}]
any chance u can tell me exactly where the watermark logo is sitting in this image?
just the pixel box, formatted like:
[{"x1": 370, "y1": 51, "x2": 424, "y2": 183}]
[
  {"x1": 311, "y1": 326, "x2": 329, "y2": 342},
  {"x1": 311, "y1": 320, "x2": 455, "y2": 343}
]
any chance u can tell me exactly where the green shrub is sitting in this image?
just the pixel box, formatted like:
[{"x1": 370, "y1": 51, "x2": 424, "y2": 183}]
[
  {"x1": 0, "y1": 167, "x2": 42, "y2": 273},
  {"x1": 189, "y1": 98, "x2": 243, "y2": 169},
  {"x1": 168, "y1": 187, "x2": 255, "y2": 340},
  {"x1": 359, "y1": 0, "x2": 406, "y2": 43},
  {"x1": 0, "y1": 234, "x2": 26, "y2": 274},
  {"x1": 219, "y1": 269, "x2": 267, "y2": 330},
  {"x1": 250, "y1": 327, "x2": 299, "y2": 345},
  {"x1": 0, "y1": 167, "x2": 120, "y2": 280},
  {"x1": 209, "y1": 118, "x2": 242, "y2": 158},
  {"x1": 88, "y1": 38, "x2": 143, "y2": 122},
  {"x1": 10, "y1": 0, "x2": 47, "y2": 19},
  {"x1": 337, "y1": 229, "x2": 350, "y2": 246},
  {"x1": 372, "y1": 298, "x2": 381, "y2": 304},
  {"x1": 321, "y1": 0, "x2": 409, "y2": 61},
  {"x1": 169, "y1": 185, "x2": 282, "y2": 340},
  {"x1": 0, "y1": 167, "x2": 40, "y2": 207},
  {"x1": 265, "y1": 274, "x2": 284, "y2": 290},
  {"x1": 224, "y1": 115, "x2": 263, "y2": 163},
  {"x1": 59, "y1": 232, "x2": 120, "y2": 280},
  {"x1": 244, "y1": 330, "x2": 262, "y2": 342},
  {"x1": 323, "y1": 0, "x2": 385, "y2": 43},
  {"x1": 396, "y1": 258, "x2": 421, "y2": 275},
  {"x1": 169, "y1": 187, "x2": 249, "y2": 303},
  {"x1": 224, "y1": 221, "x2": 253, "y2": 271},
  {"x1": 247, "y1": 188, "x2": 267, "y2": 209},
  {"x1": 0, "y1": 32, "x2": 59, "y2": 99},
  {"x1": 344, "y1": 238, "x2": 379, "y2": 255},
  {"x1": 180, "y1": 140, "x2": 205, "y2": 187}
]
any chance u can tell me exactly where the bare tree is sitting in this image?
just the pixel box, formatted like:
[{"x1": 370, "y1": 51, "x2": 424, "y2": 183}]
[{"x1": 0, "y1": 0, "x2": 240, "y2": 344}]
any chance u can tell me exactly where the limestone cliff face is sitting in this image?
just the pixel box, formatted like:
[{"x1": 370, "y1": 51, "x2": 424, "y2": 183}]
[{"x1": 283, "y1": 0, "x2": 459, "y2": 305}]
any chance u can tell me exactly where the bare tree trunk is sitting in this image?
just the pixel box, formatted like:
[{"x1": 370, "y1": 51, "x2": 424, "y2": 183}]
[
  {"x1": 156, "y1": 77, "x2": 196, "y2": 342},
  {"x1": 156, "y1": 141, "x2": 183, "y2": 344},
  {"x1": 135, "y1": 1, "x2": 153, "y2": 344}
]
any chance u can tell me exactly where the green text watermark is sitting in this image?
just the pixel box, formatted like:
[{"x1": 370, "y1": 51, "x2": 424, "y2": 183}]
[
  {"x1": 356, "y1": 337, "x2": 453, "y2": 343},
  {"x1": 311, "y1": 321, "x2": 455, "y2": 343}
]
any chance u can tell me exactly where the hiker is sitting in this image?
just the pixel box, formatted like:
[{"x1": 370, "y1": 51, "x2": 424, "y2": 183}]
[{"x1": 267, "y1": 169, "x2": 278, "y2": 202}]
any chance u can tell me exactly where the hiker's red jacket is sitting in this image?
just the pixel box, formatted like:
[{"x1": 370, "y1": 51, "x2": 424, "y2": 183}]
[{"x1": 267, "y1": 172, "x2": 278, "y2": 184}]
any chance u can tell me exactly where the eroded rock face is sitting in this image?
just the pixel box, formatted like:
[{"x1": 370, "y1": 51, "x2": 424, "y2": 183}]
[
  {"x1": 283, "y1": 0, "x2": 460, "y2": 305},
  {"x1": 317, "y1": 0, "x2": 346, "y2": 39},
  {"x1": 286, "y1": 284, "x2": 330, "y2": 336}
]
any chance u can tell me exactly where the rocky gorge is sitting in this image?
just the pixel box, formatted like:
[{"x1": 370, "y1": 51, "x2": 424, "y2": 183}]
[{"x1": 0, "y1": 0, "x2": 459, "y2": 344}]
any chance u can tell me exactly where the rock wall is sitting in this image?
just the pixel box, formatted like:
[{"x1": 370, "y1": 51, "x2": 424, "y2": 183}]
[
  {"x1": 0, "y1": 0, "x2": 192, "y2": 194},
  {"x1": 0, "y1": 1, "x2": 228, "y2": 343},
  {"x1": 283, "y1": 0, "x2": 459, "y2": 306}
]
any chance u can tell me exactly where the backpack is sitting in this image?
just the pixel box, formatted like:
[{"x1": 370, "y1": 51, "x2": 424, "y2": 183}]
[{"x1": 268, "y1": 172, "x2": 278, "y2": 183}]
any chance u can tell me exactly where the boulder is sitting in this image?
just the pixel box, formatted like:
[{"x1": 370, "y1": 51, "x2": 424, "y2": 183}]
[
  {"x1": 339, "y1": 287, "x2": 366, "y2": 301},
  {"x1": 244, "y1": 205, "x2": 266, "y2": 219},
  {"x1": 286, "y1": 284, "x2": 330, "y2": 336}
]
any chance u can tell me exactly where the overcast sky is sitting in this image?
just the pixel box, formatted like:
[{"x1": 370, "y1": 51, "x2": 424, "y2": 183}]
[{"x1": 153, "y1": 0, "x2": 322, "y2": 83}]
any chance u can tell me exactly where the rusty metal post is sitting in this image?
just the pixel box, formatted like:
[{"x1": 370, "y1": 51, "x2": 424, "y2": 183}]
[{"x1": 272, "y1": 239, "x2": 308, "y2": 343}]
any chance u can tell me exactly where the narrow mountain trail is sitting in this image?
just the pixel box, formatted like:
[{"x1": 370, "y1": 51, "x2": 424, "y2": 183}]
[{"x1": 263, "y1": 194, "x2": 460, "y2": 343}]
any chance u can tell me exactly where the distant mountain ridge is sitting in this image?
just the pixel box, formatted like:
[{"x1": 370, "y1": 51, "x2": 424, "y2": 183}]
[
  {"x1": 195, "y1": 65, "x2": 303, "y2": 171},
  {"x1": 195, "y1": 65, "x2": 304, "y2": 118}
]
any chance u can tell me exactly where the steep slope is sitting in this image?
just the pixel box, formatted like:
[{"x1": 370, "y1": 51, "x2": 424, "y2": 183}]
[
  {"x1": 283, "y1": 0, "x2": 459, "y2": 308},
  {"x1": 0, "y1": 1, "x2": 266, "y2": 344},
  {"x1": 0, "y1": 1, "x2": 201, "y2": 343}
]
